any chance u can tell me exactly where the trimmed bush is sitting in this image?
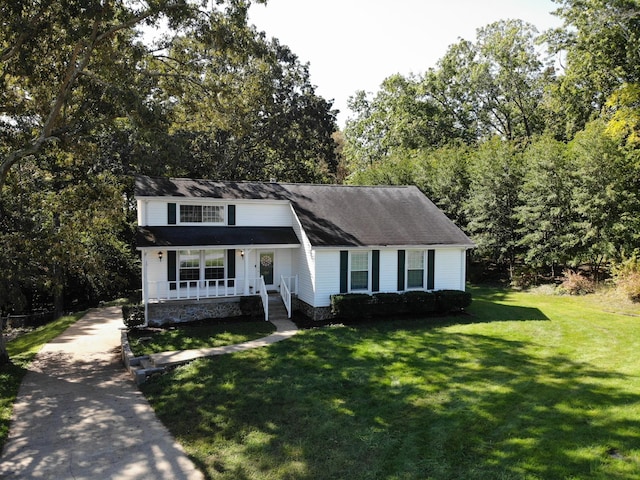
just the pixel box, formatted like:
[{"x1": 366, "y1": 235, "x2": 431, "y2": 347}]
[
  {"x1": 330, "y1": 294, "x2": 372, "y2": 320},
  {"x1": 122, "y1": 304, "x2": 145, "y2": 328},
  {"x1": 404, "y1": 291, "x2": 437, "y2": 314},
  {"x1": 373, "y1": 293, "x2": 406, "y2": 316},
  {"x1": 435, "y1": 290, "x2": 472, "y2": 313},
  {"x1": 240, "y1": 296, "x2": 265, "y2": 320}
]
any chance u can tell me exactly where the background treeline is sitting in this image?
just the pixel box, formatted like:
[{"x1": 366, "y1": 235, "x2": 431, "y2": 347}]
[
  {"x1": 344, "y1": 1, "x2": 640, "y2": 288},
  {"x1": 1, "y1": 0, "x2": 639, "y2": 320}
]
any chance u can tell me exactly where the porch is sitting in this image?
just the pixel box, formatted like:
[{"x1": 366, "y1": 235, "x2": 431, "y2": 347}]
[{"x1": 143, "y1": 275, "x2": 298, "y2": 324}]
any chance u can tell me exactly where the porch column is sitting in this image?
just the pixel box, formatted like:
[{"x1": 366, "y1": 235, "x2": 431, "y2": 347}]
[
  {"x1": 142, "y1": 250, "x2": 149, "y2": 326},
  {"x1": 243, "y1": 248, "x2": 252, "y2": 295}
]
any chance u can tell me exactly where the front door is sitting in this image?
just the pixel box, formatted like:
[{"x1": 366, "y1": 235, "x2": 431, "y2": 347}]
[{"x1": 259, "y1": 251, "x2": 275, "y2": 287}]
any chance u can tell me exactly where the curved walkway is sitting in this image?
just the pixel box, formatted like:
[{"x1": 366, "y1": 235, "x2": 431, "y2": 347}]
[{"x1": 0, "y1": 307, "x2": 204, "y2": 480}]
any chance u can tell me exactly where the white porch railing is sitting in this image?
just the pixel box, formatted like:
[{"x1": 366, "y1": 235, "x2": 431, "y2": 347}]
[
  {"x1": 280, "y1": 275, "x2": 298, "y2": 318},
  {"x1": 257, "y1": 276, "x2": 268, "y2": 321},
  {"x1": 148, "y1": 278, "x2": 256, "y2": 302}
]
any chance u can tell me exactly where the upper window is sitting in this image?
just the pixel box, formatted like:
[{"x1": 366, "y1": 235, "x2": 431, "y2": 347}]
[
  {"x1": 407, "y1": 250, "x2": 425, "y2": 289},
  {"x1": 180, "y1": 205, "x2": 224, "y2": 224},
  {"x1": 350, "y1": 251, "x2": 370, "y2": 291}
]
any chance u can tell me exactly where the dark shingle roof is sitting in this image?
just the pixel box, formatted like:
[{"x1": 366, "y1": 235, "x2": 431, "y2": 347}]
[
  {"x1": 136, "y1": 226, "x2": 300, "y2": 248},
  {"x1": 135, "y1": 175, "x2": 474, "y2": 248}
]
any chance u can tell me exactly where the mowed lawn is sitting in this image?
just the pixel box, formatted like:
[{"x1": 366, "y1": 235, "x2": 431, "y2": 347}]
[{"x1": 141, "y1": 286, "x2": 640, "y2": 480}]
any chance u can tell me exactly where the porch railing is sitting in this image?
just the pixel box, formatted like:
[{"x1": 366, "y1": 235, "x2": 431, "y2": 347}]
[
  {"x1": 279, "y1": 275, "x2": 298, "y2": 318},
  {"x1": 257, "y1": 276, "x2": 268, "y2": 321},
  {"x1": 147, "y1": 278, "x2": 253, "y2": 302}
]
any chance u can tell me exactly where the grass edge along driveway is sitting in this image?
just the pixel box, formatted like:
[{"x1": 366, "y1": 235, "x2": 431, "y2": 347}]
[{"x1": 142, "y1": 286, "x2": 640, "y2": 480}]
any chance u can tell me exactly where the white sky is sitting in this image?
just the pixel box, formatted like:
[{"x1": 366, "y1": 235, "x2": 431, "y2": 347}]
[{"x1": 249, "y1": 0, "x2": 563, "y2": 127}]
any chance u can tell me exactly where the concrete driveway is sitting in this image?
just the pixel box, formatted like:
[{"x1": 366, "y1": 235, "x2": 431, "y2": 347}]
[{"x1": 0, "y1": 306, "x2": 204, "y2": 480}]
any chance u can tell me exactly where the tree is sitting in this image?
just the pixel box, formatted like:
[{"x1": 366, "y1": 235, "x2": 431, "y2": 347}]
[
  {"x1": 545, "y1": 0, "x2": 640, "y2": 136},
  {"x1": 465, "y1": 137, "x2": 524, "y2": 277},
  {"x1": 568, "y1": 120, "x2": 640, "y2": 278},
  {"x1": 515, "y1": 136, "x2": 578, "y2": 276}
]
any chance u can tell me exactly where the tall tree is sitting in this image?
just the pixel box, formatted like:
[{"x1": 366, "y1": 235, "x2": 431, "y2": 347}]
[
  {"x1": 465, "y1": 137, "x2": 524, "y2": 277},
  {"x1": 515, "y1": 136, "x2": 578, "y2": 276}
]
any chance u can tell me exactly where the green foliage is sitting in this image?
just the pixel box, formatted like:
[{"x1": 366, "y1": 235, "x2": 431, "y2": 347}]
[
  {"x1": 435, "y1": 290, "x2": 473, "y2": 313},
  {"x1": 612, "y1": 256, "x2": 640, "y2": 302},
  {"x1": 122, "y1": 304, "x2": 145, "y2": 328},
  {"x1": 331, "y1": 290, "x2": 468, "y2": 320},
  {"x1": 239, "y1": 296, "x2": 265, "y2": 321}
]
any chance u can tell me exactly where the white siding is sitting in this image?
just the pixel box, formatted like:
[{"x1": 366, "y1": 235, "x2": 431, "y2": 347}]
[
  {"x1": 379, "y1": 249, "x2": 398, "y2": 293},
  {"x1": 236, "y1": 203, "x2": 292, "y2": 227},
  {"x1": 314, "y1": 250, "x2": 341, "y2": 307},
  {"x1": 434, "y1": 248, "x2": 466, "y2": 290},
  {"x1": 291, "y1": 209, "x2": 315, "y2": 307},
  {"x1": 145, "y1": 200, "x2": 168, "y2": 226}
]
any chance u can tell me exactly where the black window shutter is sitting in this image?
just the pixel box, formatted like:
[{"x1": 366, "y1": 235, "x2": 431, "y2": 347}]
[
  {"x1": 397, "y1": 250, "x2": 405, "y2": 291},
  {"x1": 427, "y1": 249, "x2": 435, "y2": 290},
  {"x1": 168, "y1": 250, "x2": 176, "y2": 290},
  {"x1": 168, "y1": 203, "x2": 176, "y2": 224},
  {"x1": 228, "y1": 205, "x2": 236, "y2": 225},
  {"x1": 339, "y1": 251, "x2": 348, "y2": 293},
  {"x1": 372, "y1": 250, "x2": 380, "y2": 292},
  {"x1": 227, "y1": 249, "x2": 236, "y2": 277}
]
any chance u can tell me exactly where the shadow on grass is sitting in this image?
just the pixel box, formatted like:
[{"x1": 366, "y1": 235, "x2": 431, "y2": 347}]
[{"x1": 142, "y1": 322, "x2": 639, "y2": 480}]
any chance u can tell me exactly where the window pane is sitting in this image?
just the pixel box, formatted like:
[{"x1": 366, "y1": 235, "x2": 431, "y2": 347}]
[
  {"x1": 407, "y1": 250, "x2": 424, "y2": 269},
  {"x1": 351, "y1": 252, "x2": 368, "y2": 271},
  {"x1": 351, "y1": 271, "x2": 368, "y2": 290},
  {"x1": 203, "y1": 205, "x2": 224, "y2": 223},
  {"x1": 179, "y1": 250, "x2": 200, "y2": 281},
  {"x1": 204, "y1": 250, "x2": 224, "y2": 280},
  {"x1": 408, "y1": 270, "x2": 424, "y2": 288},
  {"x1": 350, "y1": 251, "x2": 369, "y2": 290},
  {"x1": 180, "y1": 205, "x2": 202, "y2": 223}
]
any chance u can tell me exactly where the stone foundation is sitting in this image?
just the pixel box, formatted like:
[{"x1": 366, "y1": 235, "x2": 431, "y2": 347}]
[
  {"x1": 293, "y1": 297, "x2": 333, "y2": 322},
  {"x1": 147, "y1": 297, "x2": 243, "y2": 327}
]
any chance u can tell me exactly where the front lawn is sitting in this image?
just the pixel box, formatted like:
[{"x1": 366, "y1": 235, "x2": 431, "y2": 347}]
[
  {"x1": 128, "y1": 321, "x2": 276, "y2": 356},
  {"x1": 141, "y1": 286, "x2": 640, "y2": 479}
]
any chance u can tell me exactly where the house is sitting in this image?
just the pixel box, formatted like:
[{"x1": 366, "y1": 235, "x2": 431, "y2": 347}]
[{"x1": 135, "y1": 175, "x2": 474, "y2": 326}]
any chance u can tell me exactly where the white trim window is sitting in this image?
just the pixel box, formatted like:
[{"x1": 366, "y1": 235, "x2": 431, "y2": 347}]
[
  {"x1": 350, "y1": 251, "x2": 370, "y2": 291},
  {"x1": 407, "y1": 250, "x2": 425, "y2": 289},
  {"x1": 179, "y1": 204, "x2": 224, "y2": 224},
  {"x1": 179, "y1": 249, "x2": 225, "y2": 285}
]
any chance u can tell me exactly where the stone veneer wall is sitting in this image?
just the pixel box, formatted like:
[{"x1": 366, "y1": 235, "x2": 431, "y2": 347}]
[
  {"x1": 293, "y1": 297, "x2": 333, "y2": 322},
  {"x1": 147, "y1": 297, "x2": 243, "y2": 327}
]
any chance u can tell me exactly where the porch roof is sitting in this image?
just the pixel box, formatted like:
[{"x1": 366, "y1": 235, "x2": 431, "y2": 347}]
[{"x1": 136, "y1": 226, "x2": 300, "y2": 249}]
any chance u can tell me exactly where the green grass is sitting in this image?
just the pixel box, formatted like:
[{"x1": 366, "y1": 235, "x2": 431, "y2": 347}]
[
  {"x1": 0, "y1": 311, "x2": 85, "y2": 451},
  {"x1": 142, "y1": 286, "x2": 640, "y2": 480},
  {"x1": 128, "y1": 321, "x2": 276, "y2": 356}
]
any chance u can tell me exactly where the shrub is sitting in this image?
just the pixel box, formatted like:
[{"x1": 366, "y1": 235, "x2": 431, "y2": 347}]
[
  {"x1": 403, "y1": 291, "x2": 437, "y2": 314},
  {"x1": 372, "y1": 293, "x2": 406, "y2": 316},
  {"x1": 558, "y1": 270, "x2": 596, "y2": 295},
  {"x1": 330, "y1": 294, "x2": 372, "y2": 319},
  {"x1": 240, "y1": 296, "x2": 265, "y2": 320},
  {"x1": 435, "y1": 290, "x2": 472, "y2": 313},
  {"x1": 612, "y1": 256, "x2": 640, "y2": 302},
  {"x1": 122, "y1": 304, "x2": 145, "y2": 328}
]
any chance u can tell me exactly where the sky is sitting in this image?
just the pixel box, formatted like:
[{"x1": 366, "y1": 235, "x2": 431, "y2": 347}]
[{"x1": 249, "y1": 0, "x2": 563, "y2": 127}]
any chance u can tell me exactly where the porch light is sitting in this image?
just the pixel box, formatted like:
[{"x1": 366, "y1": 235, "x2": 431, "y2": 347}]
[
  {"x1": 240, "y1": 250, "x2": 245, "y2": 258},
  {"x1": 158, "y1": 251, "x2": 163, "y2": 262}
]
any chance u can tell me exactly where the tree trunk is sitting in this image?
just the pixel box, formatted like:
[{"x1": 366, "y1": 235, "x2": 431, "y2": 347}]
[{"x1": 0, "y1": 330, "x2": 9, "y2": 366}]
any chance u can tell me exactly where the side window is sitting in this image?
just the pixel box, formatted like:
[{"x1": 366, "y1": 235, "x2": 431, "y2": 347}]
[
  {"x1": 407, "y1": 250, "x2": 425, "y2": 289},
  {"x1": 350, "y1": 251, "x2": 370, "y2": 291}
]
